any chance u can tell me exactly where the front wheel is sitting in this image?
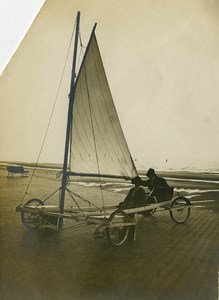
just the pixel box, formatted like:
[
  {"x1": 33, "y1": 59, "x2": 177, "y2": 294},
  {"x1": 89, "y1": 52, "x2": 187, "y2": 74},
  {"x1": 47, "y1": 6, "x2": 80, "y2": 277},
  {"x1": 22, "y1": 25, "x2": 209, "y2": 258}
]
[
  {"x1": 106, "y1": 210, "x2": 130, "y2": 246},
  {"x1": 21, "y1": 198, "x2": 44, "y2": 229},
  {"x1": 170, "y1": 197, "x2": 191, "y2": 224}
]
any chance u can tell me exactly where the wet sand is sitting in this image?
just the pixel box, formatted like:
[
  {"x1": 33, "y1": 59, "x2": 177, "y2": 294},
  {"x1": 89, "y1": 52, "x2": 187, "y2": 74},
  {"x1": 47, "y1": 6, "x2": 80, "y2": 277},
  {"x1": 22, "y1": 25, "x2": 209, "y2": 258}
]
[{"x1": 0, "y1": 168, "x2": 219, "y2": 300}]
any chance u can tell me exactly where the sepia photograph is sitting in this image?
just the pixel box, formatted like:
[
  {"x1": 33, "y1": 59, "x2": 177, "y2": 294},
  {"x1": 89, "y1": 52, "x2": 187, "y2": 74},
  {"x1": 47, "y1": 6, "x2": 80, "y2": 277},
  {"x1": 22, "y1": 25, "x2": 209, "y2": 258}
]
[{"x1": 0, "y1": 1, "x2": 219, "y2": 299}]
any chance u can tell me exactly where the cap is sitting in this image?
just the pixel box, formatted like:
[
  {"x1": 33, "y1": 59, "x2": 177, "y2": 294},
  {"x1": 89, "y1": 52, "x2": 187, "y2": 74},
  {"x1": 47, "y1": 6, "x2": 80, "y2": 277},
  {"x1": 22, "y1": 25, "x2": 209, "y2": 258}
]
[
  {"x1": 131, "y1": 176, "x2": 141, "y2": 184},
  {"x1": 146, "y1": 168, "x2": 155, "y2": 177}
]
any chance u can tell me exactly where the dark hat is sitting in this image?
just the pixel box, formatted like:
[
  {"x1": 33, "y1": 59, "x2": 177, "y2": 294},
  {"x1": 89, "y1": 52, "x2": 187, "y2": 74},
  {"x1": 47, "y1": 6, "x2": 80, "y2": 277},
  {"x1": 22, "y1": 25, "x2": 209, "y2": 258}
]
[
  {"x1": 146, "y1": 168, "x2": 155, "y2": 177},
  {"x1": 131, "y1": 176, "x2": 141, "y2": 184}
]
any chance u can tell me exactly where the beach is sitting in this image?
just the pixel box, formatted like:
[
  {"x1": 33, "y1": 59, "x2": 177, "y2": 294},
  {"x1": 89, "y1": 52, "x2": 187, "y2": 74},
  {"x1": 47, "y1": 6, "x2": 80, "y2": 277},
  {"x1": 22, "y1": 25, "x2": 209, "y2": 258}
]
[{"x1": 0, "y1": 167, "x2": 219, "y2": 299}]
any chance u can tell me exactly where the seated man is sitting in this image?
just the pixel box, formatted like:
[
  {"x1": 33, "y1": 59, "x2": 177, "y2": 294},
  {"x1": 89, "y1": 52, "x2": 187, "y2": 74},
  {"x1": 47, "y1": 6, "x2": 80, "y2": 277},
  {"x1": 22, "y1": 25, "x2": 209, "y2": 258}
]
[
  {"x1": 118, "y1": 176, "x2": 147, "y2": 210},
  {"x1": 139, "y1": 168, "x2": 173, "y2": 202}
]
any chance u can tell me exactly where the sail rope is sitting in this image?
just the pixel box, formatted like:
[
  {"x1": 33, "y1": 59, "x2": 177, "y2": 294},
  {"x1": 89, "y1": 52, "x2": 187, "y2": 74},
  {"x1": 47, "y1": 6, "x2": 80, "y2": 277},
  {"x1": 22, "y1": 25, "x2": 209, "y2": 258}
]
[
  {"x1": 67, "y1": 189, "x2": 103, "y2": 211},
  {"x1": 20, "y1": 19, "x2": 77, "y2": 205},
  {"x1": 66, "y1": 189, "x2": 86, "y2": 217},
  {"x1": 76, "y1": 31, "x2": 86, "y2": 73}
]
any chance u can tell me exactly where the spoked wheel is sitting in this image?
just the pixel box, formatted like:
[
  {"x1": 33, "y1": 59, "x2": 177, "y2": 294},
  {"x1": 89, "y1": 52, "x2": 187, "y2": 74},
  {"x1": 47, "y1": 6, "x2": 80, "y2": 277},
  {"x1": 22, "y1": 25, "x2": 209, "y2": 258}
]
[
  {"x1": 170, "y1": 197, "x2": 191, "y2": 224},
  {"x1": 21, "y1": 198, "x2": 45, "y2": 229},
  {"x1": 106, "y1": 210, "x2": 130, "y2": 246}
]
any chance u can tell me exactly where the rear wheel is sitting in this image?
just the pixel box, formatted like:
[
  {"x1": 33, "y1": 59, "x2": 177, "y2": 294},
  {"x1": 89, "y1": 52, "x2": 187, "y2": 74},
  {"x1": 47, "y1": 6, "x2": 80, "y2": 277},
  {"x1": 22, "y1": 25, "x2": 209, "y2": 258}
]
[
  {"x1": 106, "y1": 210, "x2": 130, "y2": 246},
  {"x1": 170, "y1": 197, "x2": 191, "y2": 224},
  {"x1": 21, "y1": 198, "x2": 44, "y2": 229}
]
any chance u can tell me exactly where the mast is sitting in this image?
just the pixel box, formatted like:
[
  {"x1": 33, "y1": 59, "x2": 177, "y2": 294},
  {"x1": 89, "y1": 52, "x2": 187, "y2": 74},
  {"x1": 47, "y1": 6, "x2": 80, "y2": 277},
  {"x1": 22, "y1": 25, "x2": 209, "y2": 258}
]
[{"x1": 59, "y1": 11, "x2": 80, "y2": 229}]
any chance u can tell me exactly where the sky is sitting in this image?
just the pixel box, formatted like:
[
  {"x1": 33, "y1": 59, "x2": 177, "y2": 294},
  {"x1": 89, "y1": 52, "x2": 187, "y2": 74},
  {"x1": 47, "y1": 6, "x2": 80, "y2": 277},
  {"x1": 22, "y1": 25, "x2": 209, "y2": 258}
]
[
  {"x1": 0, "y1": 0, "x2": 44, "y2": 74},
  {"x1": 0, "y1": 0, "x2": 219, "y2": 171}
]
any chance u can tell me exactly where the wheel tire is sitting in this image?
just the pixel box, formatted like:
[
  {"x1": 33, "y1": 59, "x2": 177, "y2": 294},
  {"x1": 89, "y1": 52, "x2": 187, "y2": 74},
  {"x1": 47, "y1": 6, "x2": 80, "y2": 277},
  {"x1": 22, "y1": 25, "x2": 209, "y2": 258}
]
[
  {"x1": 21, "y1": 198, "x2": 44, "y2": 229},
  {"x1": 106, "y1": 210, "x2": 130, "y2": 246},
  {"x1": 170, "y1": 197, "x2": 191, "y2": 224}
]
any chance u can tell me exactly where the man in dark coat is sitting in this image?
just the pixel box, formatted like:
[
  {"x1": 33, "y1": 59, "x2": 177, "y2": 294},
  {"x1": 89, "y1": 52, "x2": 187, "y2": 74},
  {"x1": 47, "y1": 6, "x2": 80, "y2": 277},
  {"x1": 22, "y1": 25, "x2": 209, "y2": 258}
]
[
  {"x1": 139, "y1": 168, "x2": 173, "y2": 202},
  {"x1": 118, "y1": 176, "x2": 147, "y2": 210}
]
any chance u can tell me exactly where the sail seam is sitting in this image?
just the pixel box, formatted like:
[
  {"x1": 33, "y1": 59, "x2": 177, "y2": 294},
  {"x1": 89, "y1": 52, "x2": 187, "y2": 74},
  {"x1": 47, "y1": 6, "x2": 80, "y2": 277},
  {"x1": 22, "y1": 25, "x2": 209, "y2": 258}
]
[
  {"x1": 86, "y1": 48, "x2": 119, "y2": 172},
  {"x1": 84, "y1": 62, "x2": 106, "y2": 210},
  {"x1": 73, "y1": 81, "x2": 97, "y2": 164},
  {"x1": 92, "y1": 38, "x2": 137, "y2": 175}
]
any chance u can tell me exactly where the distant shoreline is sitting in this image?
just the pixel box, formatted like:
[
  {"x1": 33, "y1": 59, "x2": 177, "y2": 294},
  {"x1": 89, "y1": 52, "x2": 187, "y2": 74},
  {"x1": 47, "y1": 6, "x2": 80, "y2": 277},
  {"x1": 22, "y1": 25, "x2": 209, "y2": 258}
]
[{"x1": 1, "y1": 161, "x2": 219, "y2": 182}]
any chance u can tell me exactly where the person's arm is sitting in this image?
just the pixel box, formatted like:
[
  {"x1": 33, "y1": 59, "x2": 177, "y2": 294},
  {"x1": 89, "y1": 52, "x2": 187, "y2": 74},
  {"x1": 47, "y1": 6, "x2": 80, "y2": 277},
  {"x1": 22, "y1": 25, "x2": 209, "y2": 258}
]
[
  {"x1": 139, "y1": 178, "x2": 149, "y2": 187},
  {"x1": 124, "y1": 189, "x2": 132, "y2": 203},
  {"x1": 135, "y1": 187, "x2": 146, "y2": 202},
  {"x1": 156, "y1": 177, "x2": 169, "y2": 189}
]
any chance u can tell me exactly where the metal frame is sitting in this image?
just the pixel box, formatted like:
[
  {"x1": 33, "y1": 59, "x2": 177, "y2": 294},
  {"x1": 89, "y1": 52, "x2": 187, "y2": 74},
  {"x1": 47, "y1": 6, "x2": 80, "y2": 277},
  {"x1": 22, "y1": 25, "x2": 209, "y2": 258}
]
[{"x1": 16, "y1": 193, "x2": 192, "y2": 246}]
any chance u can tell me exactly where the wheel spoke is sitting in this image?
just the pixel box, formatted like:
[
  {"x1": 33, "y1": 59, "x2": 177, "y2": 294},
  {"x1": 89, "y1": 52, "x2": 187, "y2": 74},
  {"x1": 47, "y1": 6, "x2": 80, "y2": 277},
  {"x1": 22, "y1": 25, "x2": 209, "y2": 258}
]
[
  {"x1": 170, "y1": 197, "x2": 191, "y2": 224},
  {"x1": 21, "y1": 198, "x2": 44, "y2": 229},
  {"x1": 106, "y1": 210, "x2": 130, "y2": 246}
]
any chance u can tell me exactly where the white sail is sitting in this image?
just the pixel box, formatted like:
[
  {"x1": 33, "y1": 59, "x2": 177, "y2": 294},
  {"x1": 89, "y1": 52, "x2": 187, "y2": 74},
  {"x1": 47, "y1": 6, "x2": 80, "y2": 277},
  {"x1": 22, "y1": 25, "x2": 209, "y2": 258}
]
[
  {"x1": 70, "y1": 32, "x2": 137, "y2": 178},
  {"x1": 0, "y1": 0, "x2": 137, "y2": 178}
]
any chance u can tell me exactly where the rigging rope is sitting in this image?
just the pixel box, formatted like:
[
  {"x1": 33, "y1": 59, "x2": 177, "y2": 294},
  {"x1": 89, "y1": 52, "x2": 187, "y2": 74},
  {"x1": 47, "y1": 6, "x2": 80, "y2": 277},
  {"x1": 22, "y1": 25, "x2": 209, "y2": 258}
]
[
  {"x1": 20, "y1": 19, "x2": 77, "y2": 204},
  {"x1": 66, "y1": 189, "x2": 86, "y2": 218},
  {"x1": 67, "y1": 189, "x2": 103, "y2": 211},
  {"x1": 76, "y1": 31, "x2": 86, "y2": 73}
]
